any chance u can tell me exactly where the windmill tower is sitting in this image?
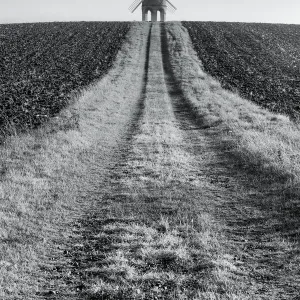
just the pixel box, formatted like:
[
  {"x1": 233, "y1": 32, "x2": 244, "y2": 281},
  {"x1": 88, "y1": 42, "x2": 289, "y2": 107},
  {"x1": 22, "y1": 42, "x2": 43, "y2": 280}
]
[{"x1": 129, "y1": 0, "x2": 177, "y2": 22}]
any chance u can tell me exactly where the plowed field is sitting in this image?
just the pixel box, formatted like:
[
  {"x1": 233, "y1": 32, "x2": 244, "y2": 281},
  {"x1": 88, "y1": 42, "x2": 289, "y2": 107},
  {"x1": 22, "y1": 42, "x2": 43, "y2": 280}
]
[
  {"x1": 0, "y1": 22, "x2": 130, "y2": 133},
  {"x1": 182, "y1": 21, "x2": 300, "y2": 119}
]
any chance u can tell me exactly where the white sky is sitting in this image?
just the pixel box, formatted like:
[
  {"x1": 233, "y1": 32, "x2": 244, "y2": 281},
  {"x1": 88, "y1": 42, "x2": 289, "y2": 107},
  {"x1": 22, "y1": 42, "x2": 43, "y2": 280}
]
[{"x1": 0, "y1": 0, "x2": 299, "y2": 24}]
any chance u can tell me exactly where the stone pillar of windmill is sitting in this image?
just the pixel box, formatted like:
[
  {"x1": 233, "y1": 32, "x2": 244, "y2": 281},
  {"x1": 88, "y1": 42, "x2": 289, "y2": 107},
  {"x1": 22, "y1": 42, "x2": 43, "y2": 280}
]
[{"x1": 142, "y1": 0, "x2": 167, "y2": 22}]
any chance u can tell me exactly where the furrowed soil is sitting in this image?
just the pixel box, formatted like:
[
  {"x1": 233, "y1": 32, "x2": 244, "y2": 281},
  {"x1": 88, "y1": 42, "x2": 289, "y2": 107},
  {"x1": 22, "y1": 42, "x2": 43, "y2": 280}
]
[
  {"x1": 182, "y1": 22, "x2": 300, "y2": 120},
  {"x1": 2, "y1": 22, "x2": 300, "y2": 299}
]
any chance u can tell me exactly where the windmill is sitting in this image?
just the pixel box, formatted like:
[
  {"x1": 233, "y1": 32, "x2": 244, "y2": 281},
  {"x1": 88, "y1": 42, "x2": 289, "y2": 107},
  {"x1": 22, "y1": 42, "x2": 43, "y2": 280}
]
[{"x1": 129, "y1": 0, "x2": 177, "y2": 22}]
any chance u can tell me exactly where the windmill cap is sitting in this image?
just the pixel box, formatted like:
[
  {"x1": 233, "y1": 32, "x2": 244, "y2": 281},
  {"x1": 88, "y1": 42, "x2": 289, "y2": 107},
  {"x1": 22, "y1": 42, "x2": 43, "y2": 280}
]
[{"x1": 142, "y1": 0, "x2": 167, "y2": 5}]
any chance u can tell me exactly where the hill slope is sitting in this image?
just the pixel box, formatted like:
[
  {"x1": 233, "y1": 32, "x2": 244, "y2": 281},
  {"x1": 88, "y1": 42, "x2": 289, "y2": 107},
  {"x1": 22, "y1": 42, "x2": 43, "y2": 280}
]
[{"x1": 1, "y1": 21, "x2": 300, "y2": 300}]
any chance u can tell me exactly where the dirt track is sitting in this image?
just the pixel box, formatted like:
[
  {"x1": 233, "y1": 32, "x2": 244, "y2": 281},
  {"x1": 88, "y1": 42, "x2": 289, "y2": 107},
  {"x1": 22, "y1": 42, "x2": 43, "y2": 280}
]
[{"x1": 41, "y1": 23, "x2": 300, "y2": 299}]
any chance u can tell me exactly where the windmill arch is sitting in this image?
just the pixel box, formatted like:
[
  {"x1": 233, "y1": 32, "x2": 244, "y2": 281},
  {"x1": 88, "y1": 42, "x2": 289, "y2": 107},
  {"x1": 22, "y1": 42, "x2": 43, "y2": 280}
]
[
  {"x1": 158, "y1": 7, "x2": 166, "y2": 22},
  {"x1": 142, "y1": 7, "x2": 153, "y2": 21},
  {"x1": 142, "y1": 5, "x2": 159, "y2": 22}
]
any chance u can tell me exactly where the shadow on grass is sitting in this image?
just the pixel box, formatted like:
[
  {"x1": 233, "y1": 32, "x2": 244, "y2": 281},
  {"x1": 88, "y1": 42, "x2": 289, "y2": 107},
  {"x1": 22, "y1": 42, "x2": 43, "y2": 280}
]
[{"x1": 161, "y1": 23, "x2": 300, "y2": 246}]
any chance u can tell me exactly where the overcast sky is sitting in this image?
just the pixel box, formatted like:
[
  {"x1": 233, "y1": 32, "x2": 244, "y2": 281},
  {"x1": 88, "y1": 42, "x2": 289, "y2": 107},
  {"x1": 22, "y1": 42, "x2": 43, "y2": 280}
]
[{"x1": 0, "y1": 0, "x2": 300, "y2": 24}]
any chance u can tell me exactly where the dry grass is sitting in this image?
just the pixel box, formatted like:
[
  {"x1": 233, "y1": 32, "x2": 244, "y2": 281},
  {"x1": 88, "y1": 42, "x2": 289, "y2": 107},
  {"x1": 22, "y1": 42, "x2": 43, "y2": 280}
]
[
  {"x1": 82, "y1": 23, "x2": 248, "y2": 300},
  {"x1": 65, "y1": 22, "x2": 300, "y2": 299},
  {"x1": 162, "y1": 22, "x2": 300, "y2": 299},
  {"x1": 0, "y1": 22, "x2": 150, "y2": 299},
  {"x1": 165, "y1": 22, "x2": 300, "y2": 193}
]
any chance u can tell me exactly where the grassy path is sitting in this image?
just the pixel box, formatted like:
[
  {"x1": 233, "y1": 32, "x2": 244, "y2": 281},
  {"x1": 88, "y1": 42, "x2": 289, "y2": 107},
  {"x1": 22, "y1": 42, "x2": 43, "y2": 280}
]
[
  {"x1": 55, "y1": 23, "x2": 241, "y2": 299},
  {"x1": 41, "y1": 23, "x2": 300, "y2": 299},
  {"x1": 32, "y1": 23, "x2": 227, "y2": 299}
]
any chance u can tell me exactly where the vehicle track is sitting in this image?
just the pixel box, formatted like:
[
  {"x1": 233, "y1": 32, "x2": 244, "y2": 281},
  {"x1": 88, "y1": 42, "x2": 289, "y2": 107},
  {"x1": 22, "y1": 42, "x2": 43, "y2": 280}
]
[{"x1": 41, "y1": 23, "x2": 300, "y2": 299}]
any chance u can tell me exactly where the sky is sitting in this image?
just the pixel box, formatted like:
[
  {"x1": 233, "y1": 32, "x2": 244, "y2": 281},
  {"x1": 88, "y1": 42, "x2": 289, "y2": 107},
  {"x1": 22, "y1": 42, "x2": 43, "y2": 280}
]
[{"x1": 0, "y1": 0, "x2": 300, "y2": 25}]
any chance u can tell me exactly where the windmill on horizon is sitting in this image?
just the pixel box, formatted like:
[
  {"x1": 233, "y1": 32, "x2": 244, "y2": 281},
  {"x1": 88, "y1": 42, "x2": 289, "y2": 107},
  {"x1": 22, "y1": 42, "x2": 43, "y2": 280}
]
[{"x1": 129, "y1": 0, "x2": 177, "y2": 22}]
